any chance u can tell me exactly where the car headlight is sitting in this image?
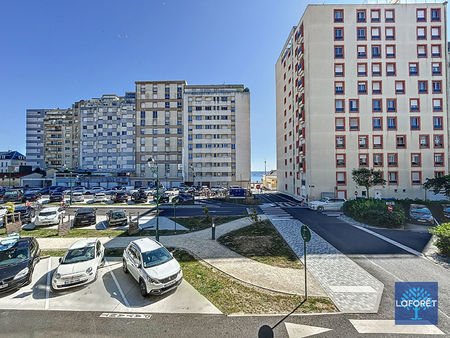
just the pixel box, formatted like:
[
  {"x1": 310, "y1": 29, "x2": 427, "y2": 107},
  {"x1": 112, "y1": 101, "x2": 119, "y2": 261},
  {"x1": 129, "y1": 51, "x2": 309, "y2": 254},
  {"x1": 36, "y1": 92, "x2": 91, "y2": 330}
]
[
  {"x1": 54, "y1": 273, "x2": 61, "y2": 279},
  {"x1": 147, "y1": 275, "x2": 160, "y2": 284},
  {"x1": 86, "y1": 267, "x2": 93, "y2": 275},
  {"x1": 14, "y1": 267, "x2": 29, "y2": 280}
]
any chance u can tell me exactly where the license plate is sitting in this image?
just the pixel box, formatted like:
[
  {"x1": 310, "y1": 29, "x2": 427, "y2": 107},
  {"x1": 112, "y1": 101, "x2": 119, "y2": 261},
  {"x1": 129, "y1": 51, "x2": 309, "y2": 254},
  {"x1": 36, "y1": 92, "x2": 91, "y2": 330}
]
[
  {"x1": 0, "y1": 284, "x2": 8, "y2": 289},
  {"x1": 64, "y1": 279, "x2": 79, "y2": 285}
]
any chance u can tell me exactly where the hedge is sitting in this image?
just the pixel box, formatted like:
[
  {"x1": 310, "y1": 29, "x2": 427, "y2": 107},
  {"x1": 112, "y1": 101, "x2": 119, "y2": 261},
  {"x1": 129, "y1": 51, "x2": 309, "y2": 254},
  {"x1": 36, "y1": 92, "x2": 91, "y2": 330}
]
[
  {"x1": 429, "y1": 223, "x2": 450, "y2": 257},
  {"x1": 343, "y1": 198, "x2": 405, "y2": 228}
]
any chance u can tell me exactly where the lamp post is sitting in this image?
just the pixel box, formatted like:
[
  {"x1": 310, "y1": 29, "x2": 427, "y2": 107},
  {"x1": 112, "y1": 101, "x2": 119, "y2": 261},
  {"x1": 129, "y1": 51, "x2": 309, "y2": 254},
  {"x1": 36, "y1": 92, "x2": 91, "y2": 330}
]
[
  {"x1": 148, "y1": 157, "x2": 159, "y2": 241},
  {"x1": 64, "y1": 166, "x2": 73, "y2": 205}
]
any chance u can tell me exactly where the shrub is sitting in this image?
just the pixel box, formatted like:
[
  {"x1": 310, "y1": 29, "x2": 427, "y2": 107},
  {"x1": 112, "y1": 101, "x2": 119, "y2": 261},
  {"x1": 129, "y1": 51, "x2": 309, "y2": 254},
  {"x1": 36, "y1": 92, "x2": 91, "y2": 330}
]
[
  {"x1": 429, "y1": 223, "x2": 450, "y2": 257},
  {"x1": 343, "y1": 198, "x2": 405, "y2": 228}
]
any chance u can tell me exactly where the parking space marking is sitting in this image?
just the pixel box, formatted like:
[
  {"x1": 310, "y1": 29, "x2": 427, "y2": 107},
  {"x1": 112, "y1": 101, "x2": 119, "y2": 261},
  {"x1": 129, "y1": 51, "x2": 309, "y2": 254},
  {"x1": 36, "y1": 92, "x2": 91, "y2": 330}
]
[
  {"x1": 45, "y1": 257, "x2": 51, "y2": 310},
  {"x1": 100, "y1": 313, "x2": 152, "y2": 319},
  {"x1": 105, "y1": 259, "x2": 130, "y2": 308}
]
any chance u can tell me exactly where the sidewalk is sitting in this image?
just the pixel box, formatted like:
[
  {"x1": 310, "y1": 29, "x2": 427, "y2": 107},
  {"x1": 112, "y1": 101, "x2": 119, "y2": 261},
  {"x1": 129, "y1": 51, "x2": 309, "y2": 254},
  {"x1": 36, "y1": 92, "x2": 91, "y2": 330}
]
[{"x1": 36, "y1": 216, "x2": 327, "y2": 297}]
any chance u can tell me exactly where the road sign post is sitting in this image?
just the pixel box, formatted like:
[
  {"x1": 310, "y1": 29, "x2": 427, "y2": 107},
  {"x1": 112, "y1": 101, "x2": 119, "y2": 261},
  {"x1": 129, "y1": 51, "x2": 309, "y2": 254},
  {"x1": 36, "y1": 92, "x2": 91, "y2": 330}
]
[
  {"x1": 172, "y1": 196, "x2": 179, "y2": 234},
  {"x1": 301, "y1": 225, "x2": 311, "y2": 299}
]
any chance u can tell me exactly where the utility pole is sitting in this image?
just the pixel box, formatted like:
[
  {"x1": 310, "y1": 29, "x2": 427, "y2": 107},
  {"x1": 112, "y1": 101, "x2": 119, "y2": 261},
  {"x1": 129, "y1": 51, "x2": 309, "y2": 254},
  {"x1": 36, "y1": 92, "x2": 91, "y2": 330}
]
[{"x1": 264, "y1": 160, "x2": 267, "y2": 175}]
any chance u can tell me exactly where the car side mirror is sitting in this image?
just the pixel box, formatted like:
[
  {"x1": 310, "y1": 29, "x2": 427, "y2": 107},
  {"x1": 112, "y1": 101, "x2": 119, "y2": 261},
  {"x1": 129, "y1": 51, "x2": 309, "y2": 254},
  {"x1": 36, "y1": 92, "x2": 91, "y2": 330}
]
[{"x1": 59, "y1": 257, "x2": 62, "y2": 263}]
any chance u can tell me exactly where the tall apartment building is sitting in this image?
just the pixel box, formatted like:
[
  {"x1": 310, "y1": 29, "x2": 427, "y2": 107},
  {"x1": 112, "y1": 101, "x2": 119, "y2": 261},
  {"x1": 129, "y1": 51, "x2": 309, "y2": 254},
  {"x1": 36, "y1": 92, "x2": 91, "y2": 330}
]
[
  {"x1": 76, "y1": 92, "x2": 136, "y2": 173},
  {"x1": 26, "y1": 109, "x2": 48, "y2": 169},
  {"x1": 183, "y1": 85, "x2": 251, "y2": 187},
  {"x1": 276, "y1": 3, "x2": 448, "y2": 200}
]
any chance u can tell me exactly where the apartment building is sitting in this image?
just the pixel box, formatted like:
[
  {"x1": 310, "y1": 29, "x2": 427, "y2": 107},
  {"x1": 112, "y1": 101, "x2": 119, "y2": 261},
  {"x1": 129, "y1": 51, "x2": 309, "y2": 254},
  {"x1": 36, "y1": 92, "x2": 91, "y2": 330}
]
[
  {"x1": 183, "y1": 85, "x2": 251, "y2": 188},
  {"x1": 276, "y1": 3, "x2": 448, "y2": 200},
  {"x1": 0, "y1": 151, "x2": 26, "y2": 173},
  {"x1": 76, "y1": 92, "x2": 136, "y2": 173},
  {"x1": 26, "y1": 109, "x2": 48, "y2": 169}
]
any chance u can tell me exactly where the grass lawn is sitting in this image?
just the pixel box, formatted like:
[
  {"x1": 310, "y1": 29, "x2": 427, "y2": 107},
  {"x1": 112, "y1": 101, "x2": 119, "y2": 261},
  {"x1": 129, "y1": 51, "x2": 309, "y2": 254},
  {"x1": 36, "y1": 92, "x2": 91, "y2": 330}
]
[
  {"x1": 173, "y1": 249, "x2": 335, "y2": 314},
  {"x1": 169, "y1": 215, "x2": 245, "y2": 231},
  {"x1": 217, "y1": 220, "x2": 302, "y2": 269}
]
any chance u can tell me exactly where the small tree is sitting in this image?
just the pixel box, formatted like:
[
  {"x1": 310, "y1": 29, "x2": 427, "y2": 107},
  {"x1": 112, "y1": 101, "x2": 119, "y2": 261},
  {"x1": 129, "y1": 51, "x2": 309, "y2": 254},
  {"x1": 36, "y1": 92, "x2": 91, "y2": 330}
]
[
  {"x1": 423, "y1": 175, "x2": 450, "y2": 198},
  {"x1": 203, "y1": 205, "x2": 210, "y2": 222},
  {"x1": 351, "y1": 168, "x2": 386, "y2": 198}
]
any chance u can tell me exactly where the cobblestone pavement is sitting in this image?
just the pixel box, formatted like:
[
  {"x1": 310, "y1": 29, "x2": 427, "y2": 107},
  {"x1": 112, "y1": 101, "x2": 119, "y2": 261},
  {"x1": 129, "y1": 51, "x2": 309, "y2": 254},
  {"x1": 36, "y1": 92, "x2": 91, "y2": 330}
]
[{"x1": 260, "y1": 203, "x2": 384, "y2": 313}]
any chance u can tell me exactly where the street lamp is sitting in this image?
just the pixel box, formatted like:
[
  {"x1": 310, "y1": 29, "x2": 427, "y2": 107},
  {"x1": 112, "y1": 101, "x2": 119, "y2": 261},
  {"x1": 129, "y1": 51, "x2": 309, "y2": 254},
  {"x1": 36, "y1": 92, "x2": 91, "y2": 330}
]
[
  {"x1": 64, "y1": 166, "x2": 73, "y2": 205},
  {"x1": 148, "y1": 157, "x2": 160, "y2": 241}
]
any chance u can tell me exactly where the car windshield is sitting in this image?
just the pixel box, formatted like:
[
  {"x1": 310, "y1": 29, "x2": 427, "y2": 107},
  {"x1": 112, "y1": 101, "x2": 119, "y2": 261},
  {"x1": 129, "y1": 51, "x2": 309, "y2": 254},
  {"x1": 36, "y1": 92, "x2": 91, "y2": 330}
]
[
  {"x1": 412, "y1": 208, "x2": 431, "y2": 215},
  {"x1": 111, "y1": 211, "x2": 125, "y2": 219},
  {"x1": 77, "y1": 209, "x2": 93, "y2": 215},
  {"x1": 39, "y1": 211, "x2": 56, "y2": 217},
  {"x1": 62, "y1": 246, "x2": 95, "y2": 264},
  {"x1": 142, "y1": 247, "x2": 172, "y2": 268},
  {"x1": 0, "y1": 243, "x2": 30, "y2": 267}
]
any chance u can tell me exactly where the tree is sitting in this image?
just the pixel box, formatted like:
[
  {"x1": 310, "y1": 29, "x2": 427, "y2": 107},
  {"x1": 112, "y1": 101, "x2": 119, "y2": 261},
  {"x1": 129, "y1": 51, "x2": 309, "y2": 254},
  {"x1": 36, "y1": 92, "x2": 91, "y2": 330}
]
[
  {"x1": 400, "y1": 287, "x2": 433, "y2": 321},
  {"x1": 351, "y1": 168, "x2": 386, "y2": 198},
  {"x1": 423, "y1": 175, "x2": 450, "y2": 198}
]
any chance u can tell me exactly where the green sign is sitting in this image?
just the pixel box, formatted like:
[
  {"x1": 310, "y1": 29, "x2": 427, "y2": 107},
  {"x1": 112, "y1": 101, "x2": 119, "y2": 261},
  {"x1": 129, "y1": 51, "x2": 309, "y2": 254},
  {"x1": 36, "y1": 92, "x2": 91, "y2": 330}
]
[
  {"x1": 172, "y1": 196, "x2": 179, "y2": 205},
  {"x1": 301, "y1": 225, "x2": 311, "y2": 242}
]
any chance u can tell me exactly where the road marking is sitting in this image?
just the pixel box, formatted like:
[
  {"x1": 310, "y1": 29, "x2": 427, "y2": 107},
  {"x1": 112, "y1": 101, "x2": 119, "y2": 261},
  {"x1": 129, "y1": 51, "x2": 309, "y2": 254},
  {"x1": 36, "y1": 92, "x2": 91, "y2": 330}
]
[
  {"x1": 106, "y1": 259, "x2": 130, "y2": 308},
  {"x1": 284, "y1": 322, "x2": 332, "y2": 337},
  {"x1": 100, "y1": 313, "x2": 152, "y2": 319},
  {"x1": 44, "y1": 257, "x2": 51, "y2": 310},
  {"x1": 329, "y1": 285, "x2": 376, "y2": 293},
  {"x1": 349, "y1": 319, "x2": 444, "y2": 335}
]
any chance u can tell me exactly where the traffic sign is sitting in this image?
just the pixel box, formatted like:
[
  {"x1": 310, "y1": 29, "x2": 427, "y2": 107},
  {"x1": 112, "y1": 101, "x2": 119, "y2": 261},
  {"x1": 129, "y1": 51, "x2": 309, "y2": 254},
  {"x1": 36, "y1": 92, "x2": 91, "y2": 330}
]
[
  {"x1": 354, "y1": 191, "x2": 358, "y2": 196},
  {"x1": 172, "y1": 196, "x2": 180, "y2": 205},
  {"x1": 387, "y1": 205, "x2": 393, "y2": 212},
  {"x1": 256, "y1": 184, "x2": 260, "y2": 189},
  {"x1": 301, "y1": 225, "x2": 311, "y2": 242},
  {"x1": 386, "y1": 201, "x2": 395, "y2": 206}
]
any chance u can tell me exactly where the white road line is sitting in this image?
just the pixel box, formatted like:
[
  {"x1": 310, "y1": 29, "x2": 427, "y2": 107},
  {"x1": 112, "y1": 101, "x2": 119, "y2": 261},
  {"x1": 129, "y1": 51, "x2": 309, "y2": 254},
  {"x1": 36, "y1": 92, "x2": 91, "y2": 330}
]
[
  {"x1": 106, "y1": 259, "x2": 130, "y2": 308},
  {"x1": 45, "y1": 258, "x2": 51, "y2": 310},
  {"x1": 100, "y1": 313, "x2": 152, "y2": 319}
]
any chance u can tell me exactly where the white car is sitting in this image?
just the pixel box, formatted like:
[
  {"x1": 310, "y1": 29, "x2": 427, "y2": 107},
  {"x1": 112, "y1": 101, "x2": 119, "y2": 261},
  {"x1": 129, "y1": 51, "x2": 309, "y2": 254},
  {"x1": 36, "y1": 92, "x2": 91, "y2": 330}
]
[
  {"x1": 72, "y1": 187, "x2": 86, "y2": 194},
  {"x1": 0, "y1": 206, "x2": 7, "y2": 227},
  {"x1": 52, "y1": 238, "x2": 104, "y2": 290},
  {"x1": 71, "y1": 192, "x2": 84, "y2": 203},
  {"x1": 122, "y1": 238, "x2": 182, "y2": 297},
  {"x1": 86, "y1": 187, "x2": 104, "y2": 195},
  {"x1": 35, "y1": 207, "x2": 65, "y2": 226},
  {"x1": 308, "y1": 198, "x2": 346, "y2": 212},
  {"x1": 93, "y1": 193, "x2": 108, "y2": 203}
]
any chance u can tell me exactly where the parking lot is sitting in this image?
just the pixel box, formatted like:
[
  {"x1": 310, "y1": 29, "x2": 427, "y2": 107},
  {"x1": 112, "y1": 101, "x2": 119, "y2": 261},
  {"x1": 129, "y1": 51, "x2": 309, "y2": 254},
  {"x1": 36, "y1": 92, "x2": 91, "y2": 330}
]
[{"x1": 0, "y1": 257, "x2": 221, "y2": 314}]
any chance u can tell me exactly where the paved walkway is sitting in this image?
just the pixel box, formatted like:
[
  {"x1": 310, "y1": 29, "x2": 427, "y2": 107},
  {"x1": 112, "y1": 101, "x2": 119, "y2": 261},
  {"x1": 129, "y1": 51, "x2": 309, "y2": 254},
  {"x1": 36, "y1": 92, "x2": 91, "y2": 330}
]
[
  {"x1": 36, "y1": 216, "x2": 327, "y2": 297},
  {"x1": 260, "y1": 203, "x2": 384, "y2": 313}
]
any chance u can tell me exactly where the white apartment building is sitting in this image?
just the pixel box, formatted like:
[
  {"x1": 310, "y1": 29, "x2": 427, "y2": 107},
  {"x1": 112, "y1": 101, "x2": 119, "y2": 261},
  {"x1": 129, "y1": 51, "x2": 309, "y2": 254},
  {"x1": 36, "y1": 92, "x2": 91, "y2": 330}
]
[
  {"x1": 0, "y1": 151, "x2": 26, "y2": 173},
  {"x1": 26, "y1": 109, "x2": 48, "y2": 169},
  {"x1": 183, "y1": 85, "x2": 251, "y2": 188},
  {"x1": 276, "y1": 3, "x2": 448, "y2": 200}
]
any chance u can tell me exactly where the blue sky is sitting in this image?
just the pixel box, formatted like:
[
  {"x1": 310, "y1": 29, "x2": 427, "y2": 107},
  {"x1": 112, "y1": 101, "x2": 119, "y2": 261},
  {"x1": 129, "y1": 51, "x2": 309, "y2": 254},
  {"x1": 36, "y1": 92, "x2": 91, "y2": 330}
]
[{"x1": 1, "y1": 1, "x2": 449, "y2": 171}]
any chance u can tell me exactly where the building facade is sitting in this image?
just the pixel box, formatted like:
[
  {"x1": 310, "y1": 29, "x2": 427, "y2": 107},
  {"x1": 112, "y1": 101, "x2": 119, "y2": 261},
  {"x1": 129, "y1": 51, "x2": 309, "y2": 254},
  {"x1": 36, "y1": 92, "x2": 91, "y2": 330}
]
[
  {"x1": 0, "y1": 151, "x2": 26, "y2": 173},
  {"x1": 276, "y1": 3, "x2": 448, "y2": 200},
  {"x1": 26, "y1": 109, "x2": 47, "y2": 169}
]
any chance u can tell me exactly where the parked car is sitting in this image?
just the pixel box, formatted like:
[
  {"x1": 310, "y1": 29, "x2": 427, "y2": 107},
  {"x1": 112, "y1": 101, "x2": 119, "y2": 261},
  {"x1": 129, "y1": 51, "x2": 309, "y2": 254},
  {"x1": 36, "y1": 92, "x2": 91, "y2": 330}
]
[
  {"x1": 158, "y1": 193, "x2": 170, "y2": 203},
  {"x1": 2, "y1": 190, "x2": 23, "y2": 203},
  {"x1": 165, "y1": 188, "x2": 179, "y2": 196},
  {"x1": 0, "y1": 206, "x2": 7, "y2": 227},
  {"x1": 14, "y1": 206, "x2": 34, "y2": 224},
  {"x1": 308, "y1": 198, "x2": 346, "y2": 212},
  {"x1": 38, "y1": 186, "x2": 50, "y2": 195},
  {"x1": 71, "y1": 192, "x2": 84, "y2": 203},
  {"x1": 177, "y1": 193, "x2": 194, "y2": 204},
  {"x1": 122, "y1": 238, "x2": 182, "y2": 296},
  {"x1": 85, "y1": 187, "x2": 104, "y2": 195},
  {"x1": 73, "y1": 208, "x2": 96, "y2": 227},
  {"x1": 443, "y1": 205, "x2": 450, "y2": 219},
  {"x1": 409, "y1": 204, "x2": 435, "y2": 225},
  {"x1": 49, "y1": 192, "x2": 64, "y2": 203},
  {"x1": 72, "y1": 187, "x2": 86, "y2": 194},
  {"x1": 51, "y1": 238, "x2": 104, "y2": 291},
  {"x1": 35, "y1": 207, "x2": 65, "y2": 227},
  {"x1": 106, "y1": 209, "x2": 128, "y2": 227},
  {"x1": 131, "y1": 191, "x2": 147, "y2": 203},
  {"x1": 23, "y1": 191, "x2": 40, "y2": 202},
  {"x1": 111, "y1": 192, "x2": 129, "y2": 203},
  {"x1": 93, "y1": 193, "x2": 108, "y2": 203},
  {"x1": 0, "y1": 234, "x2": 40, "y2": 292}
]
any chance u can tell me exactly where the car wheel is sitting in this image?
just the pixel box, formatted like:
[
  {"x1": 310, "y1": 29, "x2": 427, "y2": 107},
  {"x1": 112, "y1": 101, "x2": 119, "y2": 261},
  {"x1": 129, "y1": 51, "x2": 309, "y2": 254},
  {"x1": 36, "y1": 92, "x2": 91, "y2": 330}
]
[
  {"x1": 122, "y1": 260, "x2": 128, "y2": 274},
  {"x1": 317, "y1": 206, "x2": 324, "y2": 212},
  {"x1": 139, "y1": 279, "x2": 148, "y2": 297},
  {"x1": 25, "y1": 269, "x2": 33, "y2": 286}
]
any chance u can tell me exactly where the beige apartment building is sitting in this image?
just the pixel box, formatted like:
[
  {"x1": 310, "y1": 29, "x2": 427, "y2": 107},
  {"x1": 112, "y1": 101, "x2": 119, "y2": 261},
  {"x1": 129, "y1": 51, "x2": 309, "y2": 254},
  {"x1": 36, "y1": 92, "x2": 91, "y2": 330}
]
[{"x1": 276, "y1": 3, "x2": 448, "y2": 200}]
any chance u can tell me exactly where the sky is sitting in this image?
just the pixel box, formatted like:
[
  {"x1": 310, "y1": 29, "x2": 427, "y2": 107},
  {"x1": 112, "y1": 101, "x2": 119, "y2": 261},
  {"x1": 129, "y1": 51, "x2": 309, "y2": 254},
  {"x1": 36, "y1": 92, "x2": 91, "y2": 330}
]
[{"x1": 1, "y1": 0, "x2": 449, "y2": 171}]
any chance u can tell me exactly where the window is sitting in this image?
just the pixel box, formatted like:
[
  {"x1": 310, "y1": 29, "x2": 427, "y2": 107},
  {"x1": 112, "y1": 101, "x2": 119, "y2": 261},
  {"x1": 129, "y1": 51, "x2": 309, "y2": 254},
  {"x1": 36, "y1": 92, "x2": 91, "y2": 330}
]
[
  {"x1": 435, "y1": 153, "x2": 444, "y2": 167},
  {"x1": 410, "y1": 117, "x2": 420, "y2": 130},
  {"x1": 396, "y1": 135, "x2": 406, "y2": 148},
  {"x1": 334, "y1": 45, "x2": 344, "y2": 58},
  {"x1": 433, "y1": 98, "x2": 442, "y2": 112},
  {"x1": 371, "y1": 27, "x2": 380, "y2": 40},
  {"x1": 335, "y1": 99, "x2": 345, "y2": 113},
  {"x1": 357, "y1": 81, "x2": 367, "y2": 94},
  {"x1": 431, "y1": 8, "x2": 441, "y2": 22},
  {"x1": 334, "y1": 63, "x2": 344, "y2": 77},
  {"x1": 417, "y1": 8, "x2": 426, "y2": 22},
  {"x1": 385, "y1": 9, "x2": 395, "y2": 22},
  {"x1": 334, "y1": 27, "x2": 344, "y2": 40},
  {"x1": 359, "y1": 135, "x2": 368, "y2": 149},
  {"x1": 410, "y1": 99, "x2": 419, "y2": 112},
  {"x1": 431, "y1": 44, "x2": 441, "y2": 57},
  {"x1": 395, "y1": 81, "x2": 405, "y2": 94},
  {"x1": 435, "y1": 171, "x2": 445, "y2": 178},
  {"x1": 336, "y1": 172, "x2": 346, "y2": 185},
  {"x1": 373, "y1": 153, "x2": 383, "y2": 167},
  {"x1": 373, "y1": 135, "x2": 383, "y2": 149},
  {"x1": 359, "y1": 154, "x2": 368, "y2": 167},
  {"x1": 411, "y1": 172, "x2": 422, "y2": 185},
  {"x1": 371, "y1": 9, "x2": 380, "y2": 22},
  {"x1": 386, "y1": 45, "x2": 395, "y2": 58},
  {"x1": 388, "y1": 172, "x2": 398, "y2": 185},
  {"x1": 433, "y1": 135, "x2": 443, "y2": 148},
  {"x1": 165, "y1": 102, "x2": 170, "y2": 108},
  {"x1": 433, "y1": 117, "x2": 443, "y2": 130},
  {"x1": 388, "y1": 153, "x2": 398, "y2": 167},
  {"x1": 387, "y1": 99, "x2": 396, "y2": 113},
  {"x1": 385, "y1": 27, "x2": 395, "y2": 40},
  {"x1": 417, "y1": 45, "x2": 427, "y2": 58},
  {"x1": 336, "y1": 154, "x2": 346, "y2": 167},
  {"x1": 357, "y1": 27, "x2": 367, "y2": 40},
  {"x1": 372, "y1": 98, "x2": 382, "y2": 112},
  {"x1": 349, "y1": 99, "x2": 359, "y2": 112},
  {"x1": 356, "y1": 9, "x2": 366, "y2": 22},
  {"x1": 349, "y1": 117, "x2": 359, "y2": 131},
  {"x1": 417, "y1": 27, "x2": 426, "y2": 40},
  {"x1": 432, "y1": 62, "x2": 441, "y2": 75},
  {"x1": 335, "y1": 117, "x2": 345, "y2": 131},
  {"x1": 357, "y1": 63, "x2": 367, "y2": 76},
  {"x1": 418, "y1": 80, "x2": 428, "y2": 94},
  {"x1": 420, "y1": 135, "x2": 430, "y2": 148},
  {"x1": 431, "y1": 27, "x2": 441, "y2": 40},
  {"x1": 334, "y1": 9, "x2": 343, "y2": 22},
  {"x1": 335, "y1": 81, "x2": 344, "y2": 94},
  {"x1": 386, "y1": 63, "x2": 396, "y2": 76},
  {"x1": 336, "y1": 136, "x2": 345, "y2": 149},
  {"x1": 371, "y1": 63, "x2": 381, "y2": 76},
  {"x1": 411, "y1": 153, "x2": 421, "y2": 167},
  {"x1": 409, "y1": 62, "x2": 419, "y2": 75},
  {"x1": 373, "y1": 117, "x2": 382, "y2": 130},
  {"x1": 357, "y1": 45, "x2": 367, "y2": 58},
  {"x1": 371, "y1": 45, "x2": 381, "y2": 58},
  {"x1": 372, "y1": 81, "x2": 382, "y2": 94}
]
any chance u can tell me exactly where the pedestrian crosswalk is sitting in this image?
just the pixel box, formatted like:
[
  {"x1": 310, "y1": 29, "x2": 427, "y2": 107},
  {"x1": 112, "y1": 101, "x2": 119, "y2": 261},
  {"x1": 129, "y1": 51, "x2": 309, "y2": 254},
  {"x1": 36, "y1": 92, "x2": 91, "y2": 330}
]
[
  {"x1": 274, "y1": 201, "x2": 303, "y2": 208},
  {"x1": 260, "y1": 204, "x2": 293, "y2": 219}
]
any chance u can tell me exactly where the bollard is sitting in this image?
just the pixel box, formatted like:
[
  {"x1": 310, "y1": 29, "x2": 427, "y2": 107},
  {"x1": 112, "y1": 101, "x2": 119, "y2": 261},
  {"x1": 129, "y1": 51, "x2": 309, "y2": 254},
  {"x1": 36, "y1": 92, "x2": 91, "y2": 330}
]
[{"x1": 211, "y1": 217, "x2": 215, "y2": 240}]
